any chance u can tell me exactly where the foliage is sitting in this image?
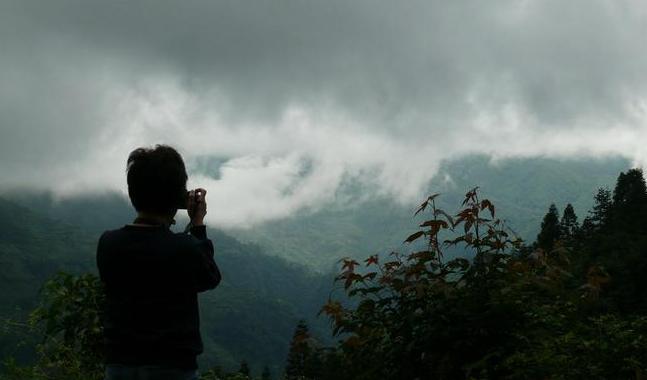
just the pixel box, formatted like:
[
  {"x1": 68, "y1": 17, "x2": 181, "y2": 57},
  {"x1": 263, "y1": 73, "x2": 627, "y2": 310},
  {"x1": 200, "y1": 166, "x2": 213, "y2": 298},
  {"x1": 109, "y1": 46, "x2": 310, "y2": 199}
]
[
  {"x1": 316, "y1": 179, "x2": 647, "y2": 379},
  {"x1": 319, "y1": 188, "x2": 526, "y2": 379},
  {"x1": 503, "y1": 314, "x2": 647, "y2": 379},
  {"x1": 2, "y1": 272, "x2": 104, "y2": 380}
]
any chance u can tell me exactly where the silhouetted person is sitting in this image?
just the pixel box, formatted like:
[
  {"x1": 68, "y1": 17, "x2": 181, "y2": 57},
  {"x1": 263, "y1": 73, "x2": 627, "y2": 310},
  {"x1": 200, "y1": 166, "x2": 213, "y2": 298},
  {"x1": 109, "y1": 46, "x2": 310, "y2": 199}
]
[{"x1": 97, "y1": 145, "x2": 221, "y2": 380}]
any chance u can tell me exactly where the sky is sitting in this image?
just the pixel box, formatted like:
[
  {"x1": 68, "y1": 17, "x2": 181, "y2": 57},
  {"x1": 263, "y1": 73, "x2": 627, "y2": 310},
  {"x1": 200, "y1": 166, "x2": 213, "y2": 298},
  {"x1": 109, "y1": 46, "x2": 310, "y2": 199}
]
[{"x1": 1, "y1": 0, "x2": 647, "y2": 227}]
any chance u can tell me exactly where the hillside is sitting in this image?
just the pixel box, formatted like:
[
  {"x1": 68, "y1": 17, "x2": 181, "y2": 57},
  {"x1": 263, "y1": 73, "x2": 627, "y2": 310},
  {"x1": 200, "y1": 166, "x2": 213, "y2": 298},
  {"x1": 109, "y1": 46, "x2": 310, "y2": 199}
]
[
  {"x1": 230, "y1": 155, "x2": 630, "y2": 269},
  {"x1": 4, "y1": 156, "x2": 630, "y2": 272},
  {"x1": 0, "y1": 197, "x2": 333, "y2": 374}
]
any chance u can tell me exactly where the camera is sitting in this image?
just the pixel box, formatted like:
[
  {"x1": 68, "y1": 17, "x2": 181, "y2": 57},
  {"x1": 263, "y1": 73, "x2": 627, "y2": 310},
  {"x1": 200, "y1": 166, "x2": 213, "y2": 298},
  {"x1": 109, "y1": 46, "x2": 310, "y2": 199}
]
[{"x1": 177, "y1": 190, "x2": 201, "y2": 210}]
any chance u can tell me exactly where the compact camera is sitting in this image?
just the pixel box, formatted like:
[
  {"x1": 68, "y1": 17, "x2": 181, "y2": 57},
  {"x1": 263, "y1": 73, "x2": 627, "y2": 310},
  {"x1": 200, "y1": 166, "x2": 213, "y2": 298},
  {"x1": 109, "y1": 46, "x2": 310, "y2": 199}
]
[{"x1": 177, "y1": 190, "x2": 202, "y2": 210}]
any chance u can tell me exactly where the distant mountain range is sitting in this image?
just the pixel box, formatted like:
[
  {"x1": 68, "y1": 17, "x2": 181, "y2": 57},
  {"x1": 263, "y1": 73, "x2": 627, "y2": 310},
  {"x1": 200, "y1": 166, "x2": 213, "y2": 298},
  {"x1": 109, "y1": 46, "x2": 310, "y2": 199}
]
[
  {"x1": 230, "y1": 155, "x2": 631, "y2": 268},
  {"x1": 4, "y1": 155, "x2": 630, "y2": 271}
]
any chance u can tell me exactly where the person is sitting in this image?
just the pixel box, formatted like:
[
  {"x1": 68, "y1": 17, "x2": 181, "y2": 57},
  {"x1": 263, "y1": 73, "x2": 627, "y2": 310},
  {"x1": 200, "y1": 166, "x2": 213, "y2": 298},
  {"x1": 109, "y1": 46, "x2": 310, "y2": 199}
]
[{"x1": 97, "y1": 145, "x2": 221, "y2": 380}]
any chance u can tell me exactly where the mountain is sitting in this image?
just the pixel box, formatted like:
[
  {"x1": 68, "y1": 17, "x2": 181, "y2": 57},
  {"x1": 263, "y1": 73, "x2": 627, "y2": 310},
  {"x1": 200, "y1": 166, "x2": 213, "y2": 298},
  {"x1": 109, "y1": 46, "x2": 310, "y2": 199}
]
[
  {"x1": 4, "y1": 156, "x2": 630, "y2": 272},
  {"x1": 230, "y1": 155, "x2": 631, "y2": 269},
  {"x1": 0, "y1": 196, "x2": 334, "y2": 375}
]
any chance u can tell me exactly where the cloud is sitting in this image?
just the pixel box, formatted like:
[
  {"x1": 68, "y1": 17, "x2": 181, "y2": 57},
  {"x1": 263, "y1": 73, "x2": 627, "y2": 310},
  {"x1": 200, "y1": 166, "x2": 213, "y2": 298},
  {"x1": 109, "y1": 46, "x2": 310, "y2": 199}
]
[{"x1": 1, "y1": 0, "x2": 647, "y2": 227}]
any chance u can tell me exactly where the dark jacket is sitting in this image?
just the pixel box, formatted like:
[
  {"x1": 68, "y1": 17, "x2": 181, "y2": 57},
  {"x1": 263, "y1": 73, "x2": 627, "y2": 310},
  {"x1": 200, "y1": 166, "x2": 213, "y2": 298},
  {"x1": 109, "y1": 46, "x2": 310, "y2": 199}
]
[{"x1": 96, "y1": 224, "x2": 221, "y2": 369}]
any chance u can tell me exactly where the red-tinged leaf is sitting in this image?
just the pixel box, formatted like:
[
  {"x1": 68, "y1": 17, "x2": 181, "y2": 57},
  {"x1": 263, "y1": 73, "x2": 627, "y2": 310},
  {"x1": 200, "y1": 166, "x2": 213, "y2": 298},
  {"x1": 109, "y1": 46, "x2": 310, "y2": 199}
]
[
  {"x1": 464, "y1": 219, "x2": 473, "y2": 233},
  {"x1": 419, "y1": 220, "x2": 449, "y2": 229},
  {"x1": 414, "y1": 201, "x2": 428, "y2": 216},
  {"x1": 409, "y1": 250, "x2": 434, "y2": 262},
  {"x1": 319, "y1": 300, "x2": 343, "y2": 317},
  {"x1": 341, "y1": 259, "x2": 360, "y2": 272},
  {"x1": 479, "y1": 199, "x2": 495, "y2": 217},
  {"x1": 480, "y1": 199, "x2": 491, "y2": 211},
  {"x1": 415, "y1": 194, "x2": 440, "y2": 216},
  {"x1": 344, "y1": 273, "x2": 363, "y2": 289},
  {"x1": 365, "y1": 255, "x2": 379, "y2": 266},
  {"x1": 434, "y1": 209, "x2": 454, "y2": 226},
  {"x1": 383, "y1": 261, "x2": 401, "y2": 271},
  {"x1": 444, "y1": 236, "x2": 465, "y2": 246},
  {"x1": 404, "y1": 230, "x2": 425, "y2": 244}
]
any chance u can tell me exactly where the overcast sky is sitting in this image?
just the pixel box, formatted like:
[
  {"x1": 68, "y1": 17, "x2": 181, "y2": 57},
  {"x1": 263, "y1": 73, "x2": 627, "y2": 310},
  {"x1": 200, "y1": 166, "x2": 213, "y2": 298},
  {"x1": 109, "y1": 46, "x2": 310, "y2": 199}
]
[{"x1": 1, "y1": 0, "x2": 646, "y2": 227}]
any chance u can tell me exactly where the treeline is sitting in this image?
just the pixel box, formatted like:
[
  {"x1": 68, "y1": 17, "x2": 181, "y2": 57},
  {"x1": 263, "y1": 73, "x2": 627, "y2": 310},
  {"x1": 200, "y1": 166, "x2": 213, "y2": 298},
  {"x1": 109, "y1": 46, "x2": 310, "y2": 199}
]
[{"x1": 5, "y1": 168, "x2": 647, "y2": 379}]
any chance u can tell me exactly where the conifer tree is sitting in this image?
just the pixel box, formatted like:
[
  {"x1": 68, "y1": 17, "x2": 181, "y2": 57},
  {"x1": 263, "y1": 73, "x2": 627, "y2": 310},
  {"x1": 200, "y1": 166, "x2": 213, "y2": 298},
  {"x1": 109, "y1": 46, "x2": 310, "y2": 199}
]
[
  {"x1": 536, "y1": 204, "x2": 561, "y2": 251},
  {"x1": 285, "y1": 320, "x2": 311, "y2": 380},
  {"x1": 261, "y1": 365, "x2": 272, "y2": 380},
  {"x1": 588, "y1": 187, "x2": 612, "y2": 229},
  {"x1": 239, "y1": 360, "x2": 250, "y2": 378},
  {"x1": 612, "y1": 169, "x2": 647, "y2": 206},
  {"x1": 560, "y1": 203, "x2": 579, "y2": 241},
  {"x1": 611, "y1": 169, "x2": 647, "y2": 231}
]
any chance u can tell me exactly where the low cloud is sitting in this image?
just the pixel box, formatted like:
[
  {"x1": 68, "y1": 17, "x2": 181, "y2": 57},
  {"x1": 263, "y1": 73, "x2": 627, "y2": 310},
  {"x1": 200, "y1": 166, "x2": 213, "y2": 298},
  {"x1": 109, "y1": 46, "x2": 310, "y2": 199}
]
[{"x1": 1, "y1": 0, "x2": 647, "y2": 227}]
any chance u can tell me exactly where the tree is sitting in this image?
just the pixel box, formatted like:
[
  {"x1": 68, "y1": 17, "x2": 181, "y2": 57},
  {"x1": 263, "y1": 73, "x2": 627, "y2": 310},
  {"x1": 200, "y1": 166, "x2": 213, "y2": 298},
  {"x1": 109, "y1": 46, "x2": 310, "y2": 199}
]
[
  {"x1": 611, "y1": 169, "x2": 647, "y2": 231},
  {"x1": 560, "y1": 203, "x2": 579, "y2": 241},
  {"x1": 612, "y1": 169, "x2": 647, "y2": 207},
  {"x1": 536, "y1": 204, "x2": 561, "y2": 251},
  {"x1": 261, "y1": 365, "x2": 272, "y2": 380},
  {"x1": 1, "y1": 272, "x2": 105, "y2": 380},
  {"x1": 239, "y1": 360, "x2": 250, "y2": 378},
  {"x1": 321, "y1": 189, "x2": 531, "y2": 379},
  {"x1": 590, "y1": 187, "x2": 612, "y2": 227},
  {"x1": 285, "y1": 320, "x2": 311, "y2": 380},
  {"x1": 581, "y1": 187, "x2": 612, "y2": 235}
]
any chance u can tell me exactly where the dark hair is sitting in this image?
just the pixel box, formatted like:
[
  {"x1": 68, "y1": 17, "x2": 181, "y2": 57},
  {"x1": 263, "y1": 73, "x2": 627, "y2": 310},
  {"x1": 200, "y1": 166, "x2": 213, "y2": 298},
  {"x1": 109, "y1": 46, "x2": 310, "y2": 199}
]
[{"x1": 126, "y1": 145, "x2": 188, "y2": 214}]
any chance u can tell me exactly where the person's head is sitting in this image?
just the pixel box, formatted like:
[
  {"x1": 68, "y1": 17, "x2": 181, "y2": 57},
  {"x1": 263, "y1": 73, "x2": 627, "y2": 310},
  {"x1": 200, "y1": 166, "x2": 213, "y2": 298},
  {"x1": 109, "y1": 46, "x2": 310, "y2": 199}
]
[{"x1": 126, "y1": 145, "x2": 187, "y2": 217}]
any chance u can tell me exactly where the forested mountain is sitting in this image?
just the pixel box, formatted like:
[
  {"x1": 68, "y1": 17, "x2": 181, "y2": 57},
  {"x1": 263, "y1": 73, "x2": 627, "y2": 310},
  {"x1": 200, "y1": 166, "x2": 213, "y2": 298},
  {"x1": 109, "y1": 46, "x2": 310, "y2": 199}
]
[
  {"x1": 0, "y1": 197, "x2": 333, "y2": 374},
  {"x1": 232, "y1": 156, "x2": 630, "y2": 269},
  {"x1": 6, "y1": 156, "x2": 629, "y2": 272}
]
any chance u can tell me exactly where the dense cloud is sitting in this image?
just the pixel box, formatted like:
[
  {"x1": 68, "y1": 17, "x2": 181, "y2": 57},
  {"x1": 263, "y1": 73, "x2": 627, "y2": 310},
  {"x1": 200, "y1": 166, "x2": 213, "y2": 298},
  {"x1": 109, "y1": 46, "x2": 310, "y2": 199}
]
[{"x1": 1, "y1": 0, "x2": 646, "y2": 226}]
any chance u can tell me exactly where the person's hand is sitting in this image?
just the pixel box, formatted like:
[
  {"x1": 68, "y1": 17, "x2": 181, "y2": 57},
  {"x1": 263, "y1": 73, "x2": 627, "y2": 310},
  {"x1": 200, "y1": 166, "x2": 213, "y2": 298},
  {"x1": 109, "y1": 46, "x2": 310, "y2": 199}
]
[{"x1": 187, "y1": 188, "x2": 207, "y2": 226}]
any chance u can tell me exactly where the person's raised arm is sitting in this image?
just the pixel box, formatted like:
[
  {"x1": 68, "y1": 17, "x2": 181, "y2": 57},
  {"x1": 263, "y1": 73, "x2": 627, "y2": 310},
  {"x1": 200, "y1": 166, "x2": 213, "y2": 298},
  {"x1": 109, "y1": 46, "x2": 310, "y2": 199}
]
[{"x1": 186, "y1": 188, "x2": 221, "y2": 291}]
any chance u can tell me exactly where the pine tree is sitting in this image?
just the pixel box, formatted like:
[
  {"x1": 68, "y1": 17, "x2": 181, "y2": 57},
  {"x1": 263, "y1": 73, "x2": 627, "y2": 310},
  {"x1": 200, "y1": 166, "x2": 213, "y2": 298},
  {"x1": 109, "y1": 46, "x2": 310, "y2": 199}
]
[
  {"x1": 239, "y1": 360, "x2": 250, "y2": 378},
  {"x1": 285, "y1": 320, "x2": 311, "y2": 380},
  {"x1": 611, "y1": 169, "x2": 647, "y2": 231},
  {"x1": 261, "y1": 366, "x2": 272, "y2": 380},
  {"x1": 560, "y1": 203, "x2": 579, "y2": 241},
  {"x1": 588, "y1": 187, "x2": 612, "y2": 229},
  {"x1": 536, "y1": 204, "x2": 561, "y2": 251},
  {"x1": 612, "y1": 169, "x2": 647, "y2": 206}
]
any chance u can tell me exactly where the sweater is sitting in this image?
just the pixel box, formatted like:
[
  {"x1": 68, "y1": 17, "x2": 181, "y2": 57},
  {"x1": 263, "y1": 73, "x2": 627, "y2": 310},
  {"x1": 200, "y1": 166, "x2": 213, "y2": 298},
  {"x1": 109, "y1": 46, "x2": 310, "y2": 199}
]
[{"x1": 96, "y1": 223, "x2": 221, "y2": 369}]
